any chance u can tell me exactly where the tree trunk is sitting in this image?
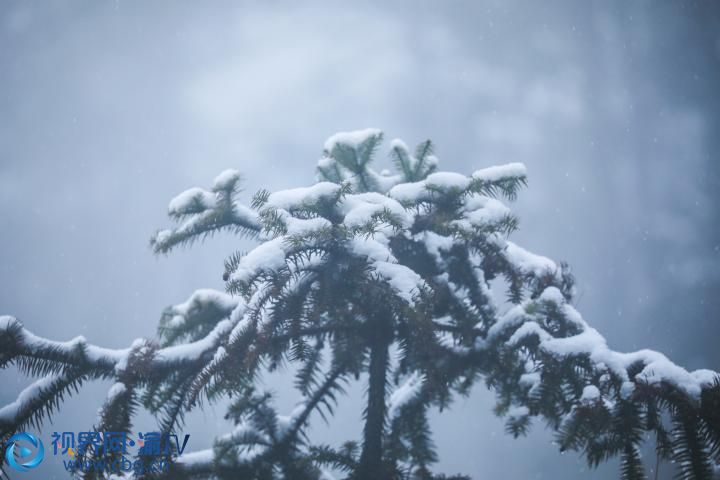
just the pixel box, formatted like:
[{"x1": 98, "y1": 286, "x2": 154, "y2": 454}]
[{"x1": 357, "y1": 333, "x2": 390, "y2": 479}]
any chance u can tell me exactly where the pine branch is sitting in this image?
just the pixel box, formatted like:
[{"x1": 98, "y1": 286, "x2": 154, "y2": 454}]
[
  {"x1": 0, "y1": 371, "x2": 86, "y2": 437},
  {"x1": 3, "y1": 130, "x2": 720, "y2": 480},
  {"x1": 151, "y1": 170, "x2": 260, "y2": 254}
]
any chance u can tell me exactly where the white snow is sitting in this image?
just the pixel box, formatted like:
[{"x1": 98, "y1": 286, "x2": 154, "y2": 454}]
[
  {"x1": 228, "y1": 237, "x2": 288, "y2": 285},
  {"x1": 106, "y1": 382, "x2": 127, "y2": 402},
  {"x1": 168, "y1": 187, "x2": 216, "y2": 215},
  {"x1": 284, "y1": 216, "x2": 332, "y2": 236},
  {"x1": 266, "y1": 182, "x2": 342, "y2": 210},
  {"x1": 415, "y1": 231, "x2": 455, "y2": 267},
  {"x1": 507, "y1": 406, "x2": 530, "y2": 419},
  {"x1": 211, "y1": 346, "x2": 227, "y2": 363},
  {"x1": 540, "y1": 319, "x2": 718, "y2": 399},
  {"x1": 690, "y1": 369, "x2": 720, "y2": 386},
  {"x1": 216, "y1": 423, "x2": 270, "y2": 464},
  {"x1": 351, "y1": 237, "x2": 426, "y2": 305},
  {"x1": 276, "y1": 402, "x2": 308, "y2": 439},
  {"x1": 1, "y1": 316, "x2": 130, "y2": 365},
  {"x1": 367, "y1": 169, "x2": 403, "y2": 194},
  {"x1": 236, "y1": 444, "x2": 267, "y2": 463},
  {"x1": 472, "y1": 163, "x2": 527, "y2": 182},
  {"x1": 177, "y1": 448, "x2": 214, "y2": 466},
  {"x1": 0, "y1": 315, "x2": 16, "y2": 330},
  {"x1": 21, "y1": 330, "x2": 86, "y2": 353},
  {"x1": 84, "y1": 345, "x2": 131, "y2": 363},
  {"x1": 487, "y1": 304, "x2": 529, "y2": 340},
  {"x1": 424, "y1": 155, "x2": 439, "y2": 169},
  {"x1": 168, "y1": 289, "x2": 238, "y2": 328},
  {"x1": 425, "y1": 172, "x2": 471, "y2": 191},
  {"x1": 213, "y1": 169, "x2": 241, "y2": 191},
  {"x1": 508, "y1": 322, "x2": 551, "y2": 345},
  {"x1": 463, "y1": 195, "x2": 510, "y2": 216},
  {"x1": 468, "y1": 252, "x2": 491, "y2": 297},
  {"x1": 317, "y1": 155, "x2": 334, "y2": 170},
  {"x1": 387, "y1": 180, "x2": 427, "y2": 204},
  {"x1": 158, "y1": 202, "x2": 260, "y2": 250},
  {"x1": 504, "y1": 241, "x2": 558, "y2": 277},
  {"x1": 580, "y1": 385, "x2": 600, "y2": 404},
  {"x1": 620, "y1": 381, "x2": 635, "y2": 399},
  {"x1": 114, "y1": 338, "x2": 147, "y2": 373},
  {"x1": 388, "y1": 171, "x2": 471, "y2": 204},
  {"x1": 389, "y1": 138, "x2": 418, "y2": 172},
  {"x1": 0, "y1": 375, "x2": 61, "y2": 423},
  {"x1": 339, "y1": 192, "x2": 412, "y2": 229},
  {"x1": 520, "y1": 372, "x2": 542, "y2": 397},
  {"x1": 453, "y1": 196, "x2": 512, "y2": 231},
  {"x1": 388, "y1": 372, "x2": 424, "y2": 418},
  {"x1": 343, "y1": 201, "x2": 390, "y2": 228},
  {"x1": 320, "y1": 469, "x2": 338, "y2": 480},
  {"x1": 389, "y1": 138, "x2": 411, "y2": 154},
  {"x1": 157, "y1": 319, "x2": 233, "y2": 363},
  {"x1": 228, "y1": 287, "x2": 271, "y2": 345},
  {"x1": 541, "y1": 327, "x2": 606, "y2": 358},
  {"x1": 538, "y1": 286, "x2": 566, "y2": 304},
  {"x1": 632, "y1": 354, "x2": 718, "y2": 398},
  {"x1": 324, "y1": 128, "x2": 382, "y2": 152},
  {"x1": 486, "y1": 284, "x2": 720, "y2": 400},
  {"x1": 372, "y1": 263, "x2": 425, "y2": 305},
  {"x1": 153, "y1": 229, "x2": 172, "y2": 246},
  {"x1": 388, "y1": 166, "x2": 524, "y2": 206}
]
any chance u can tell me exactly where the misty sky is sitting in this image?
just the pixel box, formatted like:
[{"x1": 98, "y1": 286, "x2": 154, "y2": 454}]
[{"x1": 1, "y1": 1, "x2": 719, "y2": 479}]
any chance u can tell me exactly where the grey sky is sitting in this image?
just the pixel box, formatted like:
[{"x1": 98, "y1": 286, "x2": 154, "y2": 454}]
[{"x1": 1, "y1": 1, "x2": 719, "y2": 478}]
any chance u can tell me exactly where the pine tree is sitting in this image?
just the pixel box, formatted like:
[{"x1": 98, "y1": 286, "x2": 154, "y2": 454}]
[{"x1": 1, "y1": 129, "x2": 719, "y2": 479}]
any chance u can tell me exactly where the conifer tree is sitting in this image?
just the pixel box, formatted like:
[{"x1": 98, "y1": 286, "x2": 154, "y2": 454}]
[{"x1": 1, "y1": 129, "x2": 719, "y2": 479}]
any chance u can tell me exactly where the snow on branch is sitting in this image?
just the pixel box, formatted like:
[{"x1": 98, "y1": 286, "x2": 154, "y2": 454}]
[
  {"x1": 159, "y1": 288, "x2": 239, "y2": 346},
  {"x1": 0, "y1": 375, "x2": 70, "y2": 428},
  {"x1": 151, "y1": 169, "x2": 260, "y2": 254},
  {"x1": 155, "y1": 319, "x2": 233, "y2": 364},
  {"x1": 387, "y1": 371, "x2": 424, "y2": 420},
  {"x1": 0, "y1": 315, "x2": 129, "y2": 373},
  {"x1": 472, "y1": 163, "x2": 527, "y2": 183},
  {"x1": 487, "y1": 286, "x2": 719, "y2": 401},
  {"x1": 350, "y1": 237, "x2": 427, "y2": 306},
  {"x1": 176, "y1": 448, "x2": 214, "y2": 475}
]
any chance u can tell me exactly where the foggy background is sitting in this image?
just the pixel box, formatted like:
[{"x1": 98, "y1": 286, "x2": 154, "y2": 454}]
[{"x1": 1, "y1": 1, "x2": 719, "y2": 478}]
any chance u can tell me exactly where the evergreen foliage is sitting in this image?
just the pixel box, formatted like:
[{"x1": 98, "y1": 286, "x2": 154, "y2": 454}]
[{"x1": 1, "y1": 129, "x2": 719, "y2": 479}]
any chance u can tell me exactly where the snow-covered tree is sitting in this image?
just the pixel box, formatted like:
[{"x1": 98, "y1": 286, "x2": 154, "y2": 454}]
[{"x1": 1, "y1": 129, "x2": 719, "y2": 479}]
